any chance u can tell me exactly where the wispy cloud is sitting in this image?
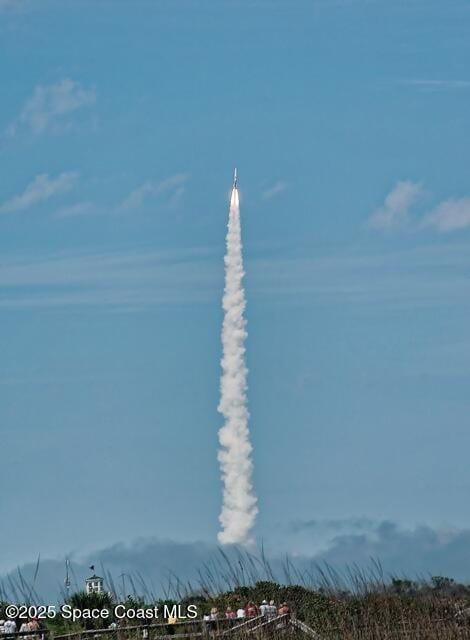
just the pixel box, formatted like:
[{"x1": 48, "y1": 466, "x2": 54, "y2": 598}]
[
  {"x1": 53, "y1": 173, "x2": 189, "y2": 221},
  {"x1": 290, "y1": 517, "x2": 376, "y2": 535},
  {"x1": 368, "y1": 180, "x2": 423, "y2": 231},
  {"x1": 7, "y1": 79, "x2": 96, "y2": 136},
  {"x1": 261, "y1": 180, "x2": 288, "y2": 201},
  {"x1": 369, "y1": 182, "x2": 470, "y2": 234},
  {"x1": 250, "y1": 244, "x2": 470, "y2": 311},
  {"x1": 0, "y1": 172, "x2": 189, "y2": 221},
  {"x1": 54, "y1": 201, "x2": 97, "y2": 219},
  {"x1": 0, "y1": 247, "x2": 218, "y2": 310},
  {"x1": 2, "y1": 241, "x2": 470, "y2": 312},
  {"x1": 0, "y1": 172, "x2": 78, "y2": 214},
  {"x1": 422, "y1": 197, "x2": 470, "y2": 232},
  {"x1": 117, "y1": 173, "x2": 188, "y2": 213}
]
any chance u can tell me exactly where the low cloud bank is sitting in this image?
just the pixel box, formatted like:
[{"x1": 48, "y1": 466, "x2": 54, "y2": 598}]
[
  {"x1": 4, "y1": 521, "x2": 470, "y2": 602},
  {"x1": 310, "y1": 520, "x2": 470, "y2": 580}
]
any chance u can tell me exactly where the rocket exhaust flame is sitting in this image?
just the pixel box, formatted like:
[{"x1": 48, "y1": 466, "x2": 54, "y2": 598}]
[{"x1": 217, "y1": 173, "x2": 258, "y2": 545}]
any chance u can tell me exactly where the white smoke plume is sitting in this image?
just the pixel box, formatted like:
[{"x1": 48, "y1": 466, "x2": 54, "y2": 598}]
[{"x1": 217, "y1": 184, "x2": 258, "y2": 545}]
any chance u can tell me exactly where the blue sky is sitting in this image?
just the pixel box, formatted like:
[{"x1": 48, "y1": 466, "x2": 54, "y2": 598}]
[{"x1": 1, "y1": 0, "x2": 470, "y2": 577}]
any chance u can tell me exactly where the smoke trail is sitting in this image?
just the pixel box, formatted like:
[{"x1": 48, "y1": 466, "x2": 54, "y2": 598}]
[{"x1": 217, "y1": 183, "x2": 258, "y2": 545}]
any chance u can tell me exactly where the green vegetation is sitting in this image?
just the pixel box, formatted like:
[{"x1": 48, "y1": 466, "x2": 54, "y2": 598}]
[{"x1": 3, "y1": 556, "x2": 470, "y2": 638}]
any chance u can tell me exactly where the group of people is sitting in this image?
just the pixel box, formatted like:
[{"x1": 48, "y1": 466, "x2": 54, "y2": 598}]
[
  {"x1": 203, "y1": 599, "x2": 290, "y2": 623},
  {"x1": 0, "y1": 617, "x2": 44, "y2": 639}
]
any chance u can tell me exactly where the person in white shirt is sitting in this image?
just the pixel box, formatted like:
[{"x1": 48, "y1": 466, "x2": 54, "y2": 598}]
[
  {"x1": 19, "y1": 619, "x2": 31, "y2": 640},
  {"x1": 236, "y1": 607, "x2": 245, "y2": 619},
  {"x1": 259, "y1": 600, "x2": 269, "y2": 616},
  {"x1": 4, "y1": 619, "x2": 18, "y2": 635}
]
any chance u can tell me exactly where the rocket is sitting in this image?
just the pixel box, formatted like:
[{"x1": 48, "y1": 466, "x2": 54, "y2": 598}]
[{"x1": 232, "y1": 168, "x2": 238, "y2": 190}]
